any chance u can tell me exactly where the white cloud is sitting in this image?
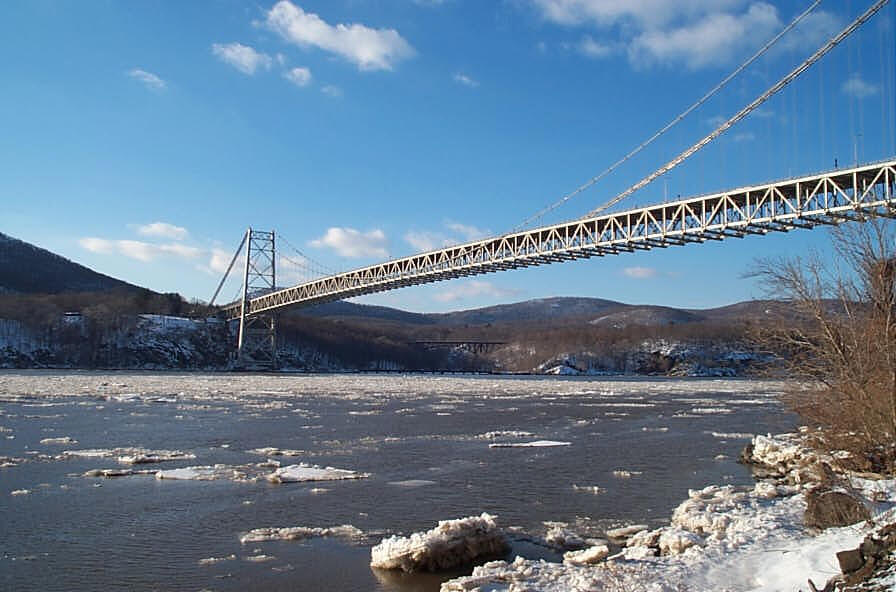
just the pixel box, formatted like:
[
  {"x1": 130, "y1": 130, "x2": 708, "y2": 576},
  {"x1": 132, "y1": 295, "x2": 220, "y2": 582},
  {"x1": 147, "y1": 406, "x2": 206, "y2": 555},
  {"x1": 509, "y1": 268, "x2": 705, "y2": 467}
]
[
  {"x1": 283, "y1": 66, "x2": 312, "y2": 86},
  {"x1": 628, "y1": 3, "x2": 780, "y2": 70},
  {"x1": 444, "y1": 221, "x2": 487, "y2": 241},
  {"x1": 265, "y1": 1, "x2": 415, "y2": 71},
  {"x1": 321, "y1": 84, "x2": 343, "y2": 98},
  {"x1": 531, "y1": 0, "x2": 743, "y2": 29},
  {"x1": 578, "y1": 35, "x2": 612, "y2": 58},
  {"x1": 212, "y1": 42, "x2": 273, "y2": 75},
  {"x1": 530, "y1": 1, "x2": 840, "y2": 71},
  {"x1": 208, "y1": 248, "x2": 237, "y2": 274},
  {"x1": 733, "y1": 131, "x2": 755, "y2": 142},
  {"x1": 404, "y1": 231, "x2": 453, "y2": 252},
  {"x1": 127, "y1": 68, "x2": 166, "y2": 91},
  {"x1": 79, "y1": 238, "x2": 202, "y2": 262},
  {"x1": 453, "y1": 72, "x2": 479, "y2": 87},
  {"x1": 781, "y1": 10, "x2": 841, "y2": 53},
  {"x1": 623, "y1": 266, "x2": 657, "y2": 279},
  {"x1": 434, "y1": 280, "x2": 519, "y2": 303},
  {"x1": 136, "y1": 222, "x2": 188, "y2": 241},
  {"x1": 404, "y1": 221, "x2": 488, "y2": 252},
  {"x1": 309, "y1": 227, "x2": 389, "y2": 258},
  {"x1": 841, "y1": 74, "x2": 878, "y2": 99}
]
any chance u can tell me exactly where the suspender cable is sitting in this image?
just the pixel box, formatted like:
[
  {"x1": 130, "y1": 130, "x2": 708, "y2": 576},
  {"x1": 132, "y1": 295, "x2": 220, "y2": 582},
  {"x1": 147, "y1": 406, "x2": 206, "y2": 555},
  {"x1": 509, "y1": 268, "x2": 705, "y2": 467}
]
[
  {"x1": 583, "y1": 0, "x2": 891, "y2": 219},
  {"x1": 510, "y1": 0, "x2": 823, "y2": 232}
]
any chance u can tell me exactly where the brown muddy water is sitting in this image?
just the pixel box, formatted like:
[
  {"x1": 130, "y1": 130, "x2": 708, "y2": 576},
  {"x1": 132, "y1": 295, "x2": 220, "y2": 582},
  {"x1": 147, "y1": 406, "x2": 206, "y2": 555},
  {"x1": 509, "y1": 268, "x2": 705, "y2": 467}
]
[{"x1": 0, "y1": 371, "x2": 796, "y2": 591}]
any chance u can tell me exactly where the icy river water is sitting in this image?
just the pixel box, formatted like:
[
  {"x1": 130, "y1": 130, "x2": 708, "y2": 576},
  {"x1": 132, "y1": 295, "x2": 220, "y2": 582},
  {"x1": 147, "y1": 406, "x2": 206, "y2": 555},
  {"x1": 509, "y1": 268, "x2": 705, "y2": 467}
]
[{"x1": 0, "y1": 371, "x2": 796, "y2": 591}]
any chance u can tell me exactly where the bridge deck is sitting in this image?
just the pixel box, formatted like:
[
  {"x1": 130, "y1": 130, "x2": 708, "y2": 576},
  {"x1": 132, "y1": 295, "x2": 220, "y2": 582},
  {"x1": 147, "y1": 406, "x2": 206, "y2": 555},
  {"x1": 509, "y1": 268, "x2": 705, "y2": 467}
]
[{"x1": 223, "y1": 159, "x2": 896, "y2": 320}]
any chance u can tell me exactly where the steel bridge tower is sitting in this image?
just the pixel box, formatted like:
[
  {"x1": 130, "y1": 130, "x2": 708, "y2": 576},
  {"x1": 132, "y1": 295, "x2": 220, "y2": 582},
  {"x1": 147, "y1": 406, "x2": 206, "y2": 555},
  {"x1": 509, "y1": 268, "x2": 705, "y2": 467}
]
[{"x1": 236, "y1": 228, "x2": 277, "y2": 369}]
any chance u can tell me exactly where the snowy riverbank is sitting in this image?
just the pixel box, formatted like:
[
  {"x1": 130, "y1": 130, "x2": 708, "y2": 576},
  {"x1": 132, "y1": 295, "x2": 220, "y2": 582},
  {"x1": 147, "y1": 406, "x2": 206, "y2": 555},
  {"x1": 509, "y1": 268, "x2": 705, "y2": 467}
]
[{"x1": 431, "y1": 432, "x2": 896, "y2": 591}]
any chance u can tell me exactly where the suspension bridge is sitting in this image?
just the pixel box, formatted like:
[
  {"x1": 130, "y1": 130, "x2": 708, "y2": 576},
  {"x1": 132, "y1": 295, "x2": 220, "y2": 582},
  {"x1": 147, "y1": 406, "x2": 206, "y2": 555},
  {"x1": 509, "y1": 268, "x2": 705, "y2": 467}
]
[{"x1": 210, "y1": 0, "x2": 896, "y2": 368}]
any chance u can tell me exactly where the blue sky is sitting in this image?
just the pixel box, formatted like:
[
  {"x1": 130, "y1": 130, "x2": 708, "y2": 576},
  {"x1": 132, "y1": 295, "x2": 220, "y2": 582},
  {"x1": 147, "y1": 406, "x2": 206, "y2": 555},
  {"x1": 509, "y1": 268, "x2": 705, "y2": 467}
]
[{"x1": 2, "y1": 0, "x2": 895, "y2": 312}]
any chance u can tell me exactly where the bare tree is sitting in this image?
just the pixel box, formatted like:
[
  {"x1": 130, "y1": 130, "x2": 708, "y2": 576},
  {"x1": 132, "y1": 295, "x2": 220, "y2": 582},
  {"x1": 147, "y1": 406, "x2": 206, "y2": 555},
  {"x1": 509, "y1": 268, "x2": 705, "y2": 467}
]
[{"x1": 751, "y1": 218, "x2": 896, "y2": 460}]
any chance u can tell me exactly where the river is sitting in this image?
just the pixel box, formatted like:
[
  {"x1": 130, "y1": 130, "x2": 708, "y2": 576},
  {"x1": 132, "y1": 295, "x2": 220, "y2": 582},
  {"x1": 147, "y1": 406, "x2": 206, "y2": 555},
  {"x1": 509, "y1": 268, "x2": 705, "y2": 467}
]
[{"x1": 0, "y1": 371, "x2": 795, "y2": 591}]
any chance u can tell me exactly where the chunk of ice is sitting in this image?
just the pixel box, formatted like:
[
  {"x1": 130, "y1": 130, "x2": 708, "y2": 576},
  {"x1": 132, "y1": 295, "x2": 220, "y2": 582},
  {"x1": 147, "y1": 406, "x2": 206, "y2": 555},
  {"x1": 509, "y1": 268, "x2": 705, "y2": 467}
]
[
  {"x1": 240, "y1": 524, "x2": 363, "y2": 544},
  {"x1": 40, "y1": 437, "x2": 77, "y2": 445},
  {"x1": 389, "y1": 480, "x2": 436, "y2": 487},
  {"x1": 370, "y1": 513, "x2": 508, "y2": 572},
  {"x1": 265, "y1": 464, "x2": 369, "y2": 483},
  {"x1": 198, "y1": 554, "x2": 235, "y2": 566},
  {"x1": 563, "y1": 544, "x2": 609, "y2": 565},
  {"x1": 488, "y1": 440, "x2": 571, "y2": 448},
  {"x1": 155, "y1": 465, "x2": 241, "y2": 481},
  {"x1": 605, "y1": 524, "x2": 649, "y2": 539}
]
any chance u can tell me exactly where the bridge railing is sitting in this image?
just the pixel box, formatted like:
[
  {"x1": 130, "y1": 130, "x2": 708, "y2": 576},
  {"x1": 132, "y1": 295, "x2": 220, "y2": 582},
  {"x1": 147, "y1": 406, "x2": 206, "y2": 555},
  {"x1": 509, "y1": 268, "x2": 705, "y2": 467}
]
[{"x1": 222, "y1": 159, "x2": 896, "y2": 319}]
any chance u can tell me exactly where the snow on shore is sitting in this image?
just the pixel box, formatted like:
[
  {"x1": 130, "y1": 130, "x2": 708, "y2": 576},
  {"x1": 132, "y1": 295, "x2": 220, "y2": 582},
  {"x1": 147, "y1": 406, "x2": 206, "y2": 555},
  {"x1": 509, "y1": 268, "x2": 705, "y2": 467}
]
[
  {"x1": 441, "y1": 434, "x2": 896, "y2": 591},
  {"x1": 371, "y1": 513, "x2": 508, "y2": 573}
]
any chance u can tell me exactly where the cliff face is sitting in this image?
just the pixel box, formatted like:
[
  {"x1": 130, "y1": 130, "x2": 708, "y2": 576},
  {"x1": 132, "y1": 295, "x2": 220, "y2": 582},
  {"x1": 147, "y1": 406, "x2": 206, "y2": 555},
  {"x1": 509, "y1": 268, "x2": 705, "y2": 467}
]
[
  {"x1": 527, "y1": 340, "x2": 772, "y2": 377},
  {"x1": 0, "y1": 316, "x2": 231, "y2": 370}
]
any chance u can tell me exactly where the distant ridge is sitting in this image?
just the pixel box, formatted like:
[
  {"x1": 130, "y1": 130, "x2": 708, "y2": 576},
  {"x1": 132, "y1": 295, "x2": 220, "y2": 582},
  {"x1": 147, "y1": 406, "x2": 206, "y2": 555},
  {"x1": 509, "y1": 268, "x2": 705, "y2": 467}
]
[
  {"x1": 300, "y1": 295, "x2": 778, "y2": 328},
  {"x1": 0, "y1": 232, "x2": 149, "y2": 294}
]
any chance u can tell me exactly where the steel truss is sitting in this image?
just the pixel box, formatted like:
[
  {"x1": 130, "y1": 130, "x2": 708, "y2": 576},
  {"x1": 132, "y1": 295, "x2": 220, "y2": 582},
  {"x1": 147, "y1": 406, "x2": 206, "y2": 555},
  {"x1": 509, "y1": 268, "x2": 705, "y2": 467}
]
[
  {"x1": 236, "y1": 229, "x2": 277, "y2": 369},
  {"x1": 223, "y1": 159, "x2": 896, "y2": 320}
]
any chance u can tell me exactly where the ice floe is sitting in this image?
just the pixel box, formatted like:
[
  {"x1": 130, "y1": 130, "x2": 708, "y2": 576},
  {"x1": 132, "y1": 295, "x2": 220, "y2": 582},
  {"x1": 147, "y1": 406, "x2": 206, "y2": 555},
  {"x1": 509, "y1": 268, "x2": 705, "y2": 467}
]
[
  {"x1": 240, "y1": 524, "x2": 364, "y2": 544},
  {"x1": 62, "y1": 447, "x2": 195, "y2": 464},
  {"x1": 478, "y1": 430, "x2": 534, "y2": 440},
  {"x1": 39, "y1": 436, "x2": 77, "y2": 445},
  {"x1": 10, "y1": 489, "x2": 30, "y2": 496},
  {"x1": 370, "y1": 513, "x2": 508, "y2": 573},
  {"x1": 265, "y1": 463, "x2": 369, "y2": 483},
  {"x1": 198, "y1": 554, "x2": 236, "y2": 566},
  {"x1": 118, "y1": 450, "x2": 196, "y2": 464},
  {"x1": 247, "y1": 447, "x2": 304, "y2": 457},
  {"x1": 83, "y1": 468, "x2": 157, "y2": 478},
  {"x1": 605, "y1": 524, "x2": 648, "y2": 540},
  {"x1": 389, "y1": 479, "x2": 436, "y2": 487},
  {"x1": 563, "y1": 544, "x2": 610, "y2": 565},
  {"x1": 544, "y1": 526, "x2": 586, "y2": 550},
  {"x1": 488, "y1": 440, "x2": 571, "y2": 448},
  {"x1": 708, "y1": 431, "x2": 755, "y2": 439},
  {"x1": 156, "y1": 465, "x2": 248, "y2": 481}
]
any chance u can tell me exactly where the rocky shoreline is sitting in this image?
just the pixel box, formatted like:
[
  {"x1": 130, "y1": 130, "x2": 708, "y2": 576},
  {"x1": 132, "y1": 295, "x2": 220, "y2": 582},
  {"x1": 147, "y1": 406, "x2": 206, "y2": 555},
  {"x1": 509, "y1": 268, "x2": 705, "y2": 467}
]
[{"x1": 403, "y1": 431, "x2": 896, "y2": 591}]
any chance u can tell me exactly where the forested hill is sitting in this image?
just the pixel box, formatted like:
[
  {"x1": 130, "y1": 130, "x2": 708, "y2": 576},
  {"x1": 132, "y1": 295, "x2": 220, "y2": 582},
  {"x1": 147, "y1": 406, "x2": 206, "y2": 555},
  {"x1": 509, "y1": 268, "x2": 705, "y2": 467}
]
[{"x1": 0, "y1": 232, "x2": 145, "y2": 294}]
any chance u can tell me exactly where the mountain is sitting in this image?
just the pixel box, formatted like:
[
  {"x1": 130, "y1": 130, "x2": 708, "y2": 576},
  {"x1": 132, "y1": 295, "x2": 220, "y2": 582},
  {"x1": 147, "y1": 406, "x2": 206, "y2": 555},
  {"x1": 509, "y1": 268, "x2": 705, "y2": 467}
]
[
  {"x1": 0, "y1": 232, "x2": 149, "y2": 294},
  {"x1": 299, "y1": 295, "x2": 779, "y2": 329},
  {"x1": 296, "y1": 300, "x2": 435, "y2": 325}
]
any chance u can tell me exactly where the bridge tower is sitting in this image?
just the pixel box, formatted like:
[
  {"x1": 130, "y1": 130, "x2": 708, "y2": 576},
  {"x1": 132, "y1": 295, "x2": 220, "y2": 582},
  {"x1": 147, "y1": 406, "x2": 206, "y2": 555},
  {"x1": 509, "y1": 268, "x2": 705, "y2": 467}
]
[{"x1": 236, "y1": 228, "x2": 277, "y2": 370}]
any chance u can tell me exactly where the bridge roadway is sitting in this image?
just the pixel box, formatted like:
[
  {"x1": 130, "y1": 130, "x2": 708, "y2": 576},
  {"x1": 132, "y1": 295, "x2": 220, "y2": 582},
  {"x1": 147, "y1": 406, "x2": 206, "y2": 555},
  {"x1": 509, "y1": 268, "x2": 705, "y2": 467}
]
[{"x1": 223, "y1": 158, "x2": 896, "y2": 320}]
